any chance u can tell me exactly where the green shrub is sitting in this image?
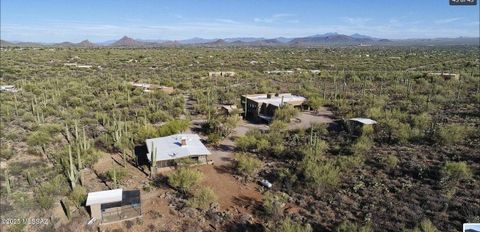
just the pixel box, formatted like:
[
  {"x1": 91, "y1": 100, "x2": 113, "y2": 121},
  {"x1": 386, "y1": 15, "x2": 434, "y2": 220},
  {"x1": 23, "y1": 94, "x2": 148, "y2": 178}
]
[
  {"x1": 168, "y1": 167, "x2": 203, "y2": 193},
  {"x1": 106, "y1": 168, "x2": 127, "y2": 183},
  {"x1": 335, "y1": 221, "x2": 372, "y2": 232},
  {"x1": 263, "y1": 191, "x2": 288, "y2": 218},
  {"x1": 207, "y1": 132, "x2": 221, "y2": 145},
  {"x1": 434, "y1": 124, "x2": 469, "y2": 145},
  {"x1": 411, "y1": 113, "x2": 431, "y2": 132},
  {"x1": 412, "y1": 219, "x2": 438, "y2": 232},
  {"x1": 336, "y1": 155, "x2": 365, "y2": 171},
  {"x1": 68, "y1": 186, "x2": 87, "y2": 207},
  {"x1": 351, "y1": 136, "x2": 373, "y2": 155},
  {"x1": 383, "y1": 119, "x2": 411, "y2": 143},
  {"x1": 157, "y1": 119, "x2": 190, "y2": 137},
  {"x1": 0, "y1": 147, "x2": 15, "y2": 160},
  {"x1": 273, "y1": 104, "x2": 299, "y2": 122},
  {"x1": 441, "y1": 161, "x2": 472, "y2": 182},
  {"x1": 187, "y1": 187, "x2": 217, "y2": 210},
  {"x1": 269, "y1": 217, "x2": 313, "y2": 232},
  {"x1": 235, "y1": 135, "x2": 258, "y2": 152},
  {"x1": 302, "y1": 159, "x2": 340, "y2": 190},
  {"x1": 38, "y1": 193, "x2": 55, "y2": 210},
  {"x1": 384, "y1": 154, "x2": 399, "y2": 170},
  {"x1": 235, "y1": 153, "x2": 262, "y2": 177}
]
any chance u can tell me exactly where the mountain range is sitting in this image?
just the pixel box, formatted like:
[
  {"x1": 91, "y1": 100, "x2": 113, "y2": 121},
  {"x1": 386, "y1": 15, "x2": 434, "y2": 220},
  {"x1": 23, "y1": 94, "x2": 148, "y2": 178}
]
[{"x1": 1, "y1": 33, "x2": 478, "y2": 47}]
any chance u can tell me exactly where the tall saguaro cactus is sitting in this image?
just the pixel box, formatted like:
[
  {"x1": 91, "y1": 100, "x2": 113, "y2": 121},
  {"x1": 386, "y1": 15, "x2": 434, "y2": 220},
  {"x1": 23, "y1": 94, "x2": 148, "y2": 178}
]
[
  {"x1": 5, "y1": 170, "x2": 11, "y2": 196},
  {"x1": 76, "y1": 145, "x2": 84, "y2": 186},
  {"x1": 67, "y1": 146, "x2": 77, "y2": 189},
  {"x1": 150, "y1": 142, "x2": 157, "y2": 178}
]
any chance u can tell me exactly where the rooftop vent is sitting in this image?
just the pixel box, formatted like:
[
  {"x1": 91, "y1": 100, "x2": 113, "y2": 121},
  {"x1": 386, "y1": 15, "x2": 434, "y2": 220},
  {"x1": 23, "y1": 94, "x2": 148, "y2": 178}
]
[{"x1": 180, "y1": 137, "x2": 187, "y2": 146}]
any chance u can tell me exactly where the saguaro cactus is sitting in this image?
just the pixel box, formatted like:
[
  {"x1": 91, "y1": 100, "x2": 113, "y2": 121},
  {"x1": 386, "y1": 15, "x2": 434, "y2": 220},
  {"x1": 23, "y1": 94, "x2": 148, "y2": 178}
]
[
  {"x1": 112, "y1": 166, "x2": 118, "y2": 189},
  {"x1": 76, "y1": 145, "x2": 84, "y2": 186},
  {"x1": 5, "y1": 170, "x2": 11, "y2": 196},
  {"x1": 67, "y1": 146, "x2": 77, "y2": 189},
  {"x1": 26, "y1": 171, "x2": 34, "y2": 186},
  {"x1": 150, "y1": 142, "x2": 157, "y2": 178}
]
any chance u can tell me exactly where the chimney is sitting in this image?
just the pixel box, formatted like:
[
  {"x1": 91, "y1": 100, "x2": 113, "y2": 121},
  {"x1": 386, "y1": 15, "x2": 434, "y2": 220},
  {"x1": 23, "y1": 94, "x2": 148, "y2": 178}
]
[{"x1": 180, "y1": 137, "x2": 187, "y2": 146}]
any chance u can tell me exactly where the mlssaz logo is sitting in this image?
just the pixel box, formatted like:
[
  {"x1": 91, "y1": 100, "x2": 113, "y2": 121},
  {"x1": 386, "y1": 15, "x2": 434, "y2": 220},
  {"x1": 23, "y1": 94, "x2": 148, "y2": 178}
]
[{"x1": 450, "y1": 0, "x2": 477, "y2": 5}]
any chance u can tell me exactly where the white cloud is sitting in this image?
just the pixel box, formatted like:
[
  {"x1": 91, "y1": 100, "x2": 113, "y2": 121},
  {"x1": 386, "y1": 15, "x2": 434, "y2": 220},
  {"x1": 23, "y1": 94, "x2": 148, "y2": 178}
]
[
  {"x1": 254, "y1": 13, "x2": 296, "y2": 23},
  {"x1": 341, "y1": 17, "x2": 372, "y2": 26},
  {"x1": 434, "y1": 17, "x2": 464, "y2": 24},
  {"x1": 1, "y1": 15, "x2": 478, "y2": 43}
]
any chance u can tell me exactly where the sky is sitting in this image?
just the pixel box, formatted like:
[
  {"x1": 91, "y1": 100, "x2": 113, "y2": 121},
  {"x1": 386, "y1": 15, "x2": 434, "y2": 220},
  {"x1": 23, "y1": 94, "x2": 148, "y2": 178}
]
[{"x1": 1, "y1": 0, "x2": 479, "y2": 43}]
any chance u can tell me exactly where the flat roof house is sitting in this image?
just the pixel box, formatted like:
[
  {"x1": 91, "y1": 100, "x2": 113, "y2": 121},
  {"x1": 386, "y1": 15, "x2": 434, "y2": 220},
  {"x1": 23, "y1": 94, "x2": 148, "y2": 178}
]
[
  {"x1": 427, "y1": 72, "x2": 460, "y2": 81},
  {"x1": 86, "y1": 189, "x2": 142, "y2": 225},
  {"x1": 241, "y1": 93, "x2": 307, "y2": 122},
  {"x1": 208, "y1": 71, "x2": 236, "y2": 78},
  {"x1": 129, "y1": 82, "x2": 175, "y2": 94},
  {"x1": 0, "y1": 85, "x2": 19, "y2": 93},
  {"x1": 146, "y1": 134, "x2": 211, "y2": 172}
]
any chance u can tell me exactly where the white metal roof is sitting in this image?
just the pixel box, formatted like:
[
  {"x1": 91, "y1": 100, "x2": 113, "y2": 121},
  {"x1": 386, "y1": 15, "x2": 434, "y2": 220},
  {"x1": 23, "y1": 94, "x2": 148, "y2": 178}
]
[
  {"x1": 349, "y1": 118, "x2": 377, "y2": 125},
  {"x1": 86, "y1": 188, "x2": 122, "y2": 206},
  {"x1": 244, "y1": 93, "x2": 306, "y2": 107},
  {"x1": 146, "y1": 134, "x2": 211, "y2": 162}
]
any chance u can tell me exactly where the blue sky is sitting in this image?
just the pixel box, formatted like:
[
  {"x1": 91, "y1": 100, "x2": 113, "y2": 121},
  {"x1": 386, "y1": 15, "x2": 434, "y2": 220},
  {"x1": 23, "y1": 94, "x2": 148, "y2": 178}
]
[{"x1": 1, "y1": 0, "x2": 479, "y2": 42}]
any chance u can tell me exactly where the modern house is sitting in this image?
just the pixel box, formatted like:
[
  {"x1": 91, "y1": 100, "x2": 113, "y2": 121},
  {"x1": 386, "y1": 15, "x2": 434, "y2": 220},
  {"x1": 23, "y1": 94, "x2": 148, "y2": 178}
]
[
  {"x1": 146, "y1": 134, "x2": 211, "y2": 172},
  {"x1": 427, "y1": 72, "x2": 460, "y2": 81},
  {"x1": 129, "y1": 82, "x2": 175, "y2": 94},
  {"x1": 241, "y1": 93, "x2": 307, "y2": 122},
  {"x1": 85, "y1": 188, "x2": 142, "y2": 225},
  {"x1": 264, "y1": 70, "x2": 294, "y2": 75},
  {"x1": 0, "y1": 85, "x2": 19, "y2": 93},
  {"x1": 208, "y1": 71, "x2": 236, "y2": 78}
]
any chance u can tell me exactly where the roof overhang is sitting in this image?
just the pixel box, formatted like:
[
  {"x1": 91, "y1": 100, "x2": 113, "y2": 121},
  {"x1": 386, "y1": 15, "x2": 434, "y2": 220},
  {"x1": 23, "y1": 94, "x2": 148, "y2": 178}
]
[{"x1": 86, "y1": 188, "x2": 123, "y2": 206}]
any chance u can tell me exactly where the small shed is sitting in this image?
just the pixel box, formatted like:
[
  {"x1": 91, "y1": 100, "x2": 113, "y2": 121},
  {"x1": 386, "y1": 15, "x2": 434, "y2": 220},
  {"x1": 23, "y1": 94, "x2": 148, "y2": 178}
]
[
  {"x1": 0, "y1": 85, "x2": 19, "y2": 93},
  {"x1": 348, "y1": 118, "x2": 377, "y2": 136},
  {"x1": 349, "y1": 118, "x2": 377, "y2": 125},
  {"x1": 86, "y1": 189, "x2": 142, "y2": 225}
]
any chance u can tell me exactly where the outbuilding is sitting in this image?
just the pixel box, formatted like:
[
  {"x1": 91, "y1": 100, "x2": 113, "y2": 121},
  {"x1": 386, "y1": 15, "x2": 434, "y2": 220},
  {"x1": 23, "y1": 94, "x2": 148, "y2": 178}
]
[{"x1": 85, "y1": 189, "x2": 142, "y2": 225}]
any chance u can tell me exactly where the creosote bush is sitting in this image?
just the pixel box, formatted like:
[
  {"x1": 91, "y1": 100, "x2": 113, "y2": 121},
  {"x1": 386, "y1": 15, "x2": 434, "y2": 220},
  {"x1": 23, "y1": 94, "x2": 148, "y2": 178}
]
[
  {"x1": 434, "y1": 124, "x2": 470, "y2": 145},
  {"x1": 168, "y1": 167, "x2": 204, "y2": 193},
  {"x1": 268, "y1": 217, "x2": 313, "y2": 232},
  {"x1": 68, "y1": 185, "x2": 87, "y2": 207},
  {"x1": 412, "y1": 219, "x2": 438, "y2": 232},
  {"x1": 384, "y1": 154, "x2": 399, "y2": 170},
  {"x1": 441, "y1": 161, "x2": 472, "y2": 182},
  {"x1": 235, "y1": 153, "x2": 262, "y2": 178},
  {"x1": 335, "y1": 221, "x2": 372, "y2": 232},
  {"x1": 263, "y1": 191, "x2": 288, "y2": 218},
  {"x1": 187, "y1": 187, "x2": 217, "y2": 210}
]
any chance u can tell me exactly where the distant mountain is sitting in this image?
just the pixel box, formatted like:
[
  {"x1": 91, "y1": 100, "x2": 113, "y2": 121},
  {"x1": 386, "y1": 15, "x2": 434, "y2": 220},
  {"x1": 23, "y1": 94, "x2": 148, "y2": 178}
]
[
  {"x1": 0, "y1": 40, "x2": 14, "y2": 47},
  {"x1": 1, "y1": 34, "x2": 478, "y2": 47},
  {"x1": 203, "y1": 39, "x2": 226, "y2": 45},
  {"x1": 55, "y1": 41, "x2": 76, "y2": 47},
  {"x1": 248, "y1": 38, "x2": 283, "y2": 46},
  {"x1": 289, "y1": 33, "x2": 383, "y2": 45},
  {"x1": 274, "y1": 37, "x2": 293, "y2": 43},
  {"x1": 111, "y1": 36, "x2": 145, "y2": 47},
  {"x1": 179, "y1": 37, "x2": 217, "y2": 44},
  {"x1": 224, "y1": 37, "x2": 264, "y2": 43},
  {"x1": 78, "y1": 40, "x2": 95, "y2": 47}
]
